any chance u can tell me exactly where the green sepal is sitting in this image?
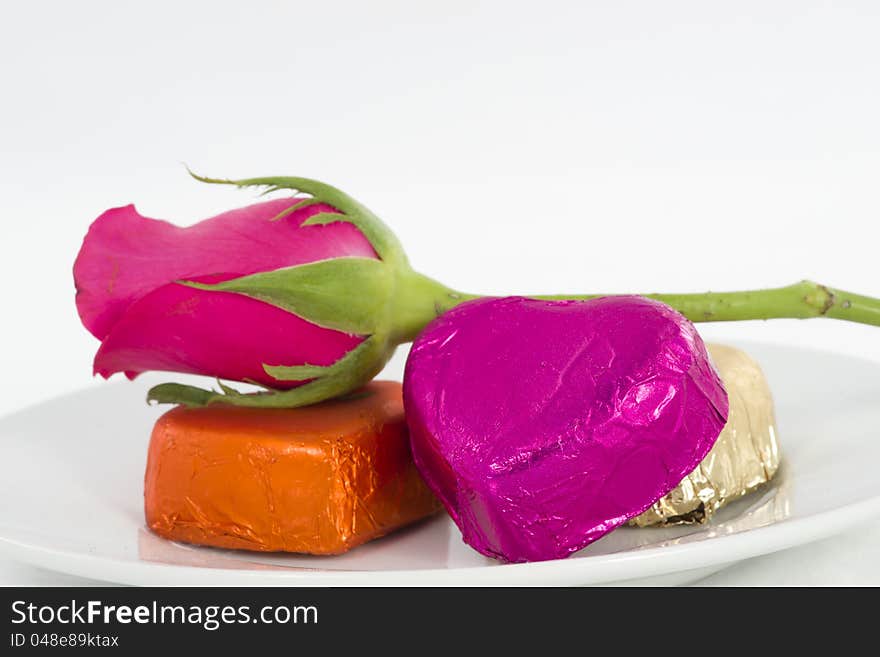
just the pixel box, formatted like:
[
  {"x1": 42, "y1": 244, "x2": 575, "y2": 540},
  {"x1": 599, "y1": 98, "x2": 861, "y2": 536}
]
[
  {"x1": 270, "y1": 198, "x2": 325, "y2": 222},
  {"x1": 145, "y1": 338, "x2": 391, "y2": 409},
  {"x1": 147, "y1": 383, "x2": 218, "y2": 407},
  {"x1": 187, "y1": 170, "x2": 406, "y2": 264},
  {"x1": 263, "y1": 335, "x2": 372, "y2": 382},
  {"x1": 180, "y1": 257, "x2": 391, "y2": 335},
  {"x1": 216, "y1": 379, "x2": 243, "y2": 396},
  {"x1": 263, "y1": 363, "x2": 329, "y2": 381},
  {"x1": 300, "y1": 211, "x2": 352, "y2": 227}
]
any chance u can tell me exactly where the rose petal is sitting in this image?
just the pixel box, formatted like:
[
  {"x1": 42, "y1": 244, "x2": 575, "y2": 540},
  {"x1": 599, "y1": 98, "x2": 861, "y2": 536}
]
[
  {"x1": 94, "y1": 280, "x2": 362, "y2": 388},
  {"x1": 74, "y1": 199, "x2": 377, "y2": 340}
]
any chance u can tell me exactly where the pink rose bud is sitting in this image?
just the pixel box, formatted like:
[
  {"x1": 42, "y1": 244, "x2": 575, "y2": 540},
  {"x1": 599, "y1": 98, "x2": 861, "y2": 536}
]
[{"x1": 74, "y1": 174, "x2": 466, "y2": 407}]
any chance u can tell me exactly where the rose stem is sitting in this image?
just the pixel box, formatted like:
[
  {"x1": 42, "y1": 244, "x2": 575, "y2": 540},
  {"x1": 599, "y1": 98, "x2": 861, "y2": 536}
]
[
  {"x1": 397, "y1": 274, "x2": 880, "y2": 342},
  {"x1": 531, "y1": 280, "x2": 880, "y2": 326}
]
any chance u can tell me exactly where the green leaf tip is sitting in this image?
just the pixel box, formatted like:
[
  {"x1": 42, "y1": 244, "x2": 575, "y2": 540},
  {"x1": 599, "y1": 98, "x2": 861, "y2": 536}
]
[
  {"x1": 147, "y1": 382, "x2": 217, "y2": 407},
  {"x1": 185, "y1": 166, "x2": 237, "y2": 187}
]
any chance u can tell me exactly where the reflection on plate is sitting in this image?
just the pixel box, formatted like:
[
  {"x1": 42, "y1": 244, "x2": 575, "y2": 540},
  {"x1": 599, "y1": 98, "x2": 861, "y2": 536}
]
[{"x1": 1, "y1": 342, "x2": 878, "y2": 586}]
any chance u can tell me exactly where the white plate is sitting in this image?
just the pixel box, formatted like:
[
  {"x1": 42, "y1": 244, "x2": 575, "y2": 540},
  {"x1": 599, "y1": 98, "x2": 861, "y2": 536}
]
[{"x1": 1, "y1": 341, "x2": 879, "y2": 586}]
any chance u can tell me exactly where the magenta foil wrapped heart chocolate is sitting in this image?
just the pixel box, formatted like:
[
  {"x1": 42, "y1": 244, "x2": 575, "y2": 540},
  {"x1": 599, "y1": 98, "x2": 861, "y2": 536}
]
[{"x1": 403, "y1": 296, "x2": 729, "y2": 562}]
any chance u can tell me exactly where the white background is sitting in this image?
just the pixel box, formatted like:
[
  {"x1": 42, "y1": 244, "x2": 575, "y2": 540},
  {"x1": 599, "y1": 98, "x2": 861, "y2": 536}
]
[{"x1": 2, "y1": 0, "x2": 880, "y2": 584}]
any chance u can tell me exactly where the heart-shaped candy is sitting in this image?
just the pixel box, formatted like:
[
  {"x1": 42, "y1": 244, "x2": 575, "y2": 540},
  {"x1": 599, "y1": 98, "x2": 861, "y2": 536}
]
[{"x1": 403, "y1": 296, "x2": 728, "y2": 562}]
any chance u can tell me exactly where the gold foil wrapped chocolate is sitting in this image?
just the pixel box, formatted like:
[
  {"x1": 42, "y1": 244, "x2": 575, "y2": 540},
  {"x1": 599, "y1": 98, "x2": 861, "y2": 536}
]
[{"x1": 630, "y1": 343, "x2": 781, "y2": 527}]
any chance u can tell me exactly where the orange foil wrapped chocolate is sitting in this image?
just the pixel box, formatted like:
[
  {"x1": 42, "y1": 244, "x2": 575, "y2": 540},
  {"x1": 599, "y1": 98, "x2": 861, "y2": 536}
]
[{"x1": 144, "y1": 381, "x2": 441, "y2": 554}]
